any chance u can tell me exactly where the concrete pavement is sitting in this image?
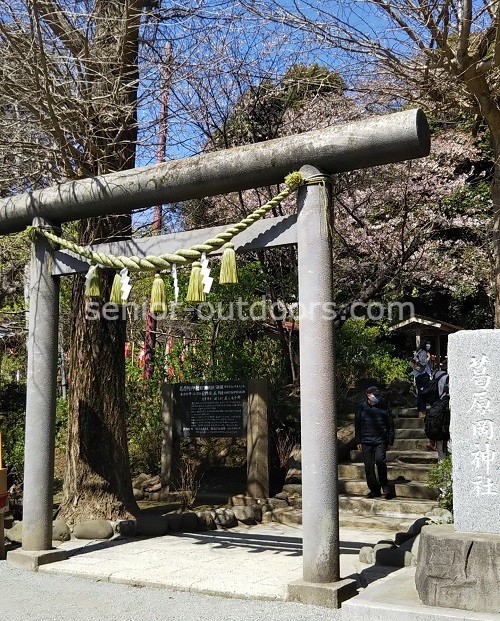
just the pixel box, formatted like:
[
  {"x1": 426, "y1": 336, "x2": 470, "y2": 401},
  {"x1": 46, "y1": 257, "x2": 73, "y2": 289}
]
[{"x1": 32, "y1": 522, "x2": 399, "y2": 602}]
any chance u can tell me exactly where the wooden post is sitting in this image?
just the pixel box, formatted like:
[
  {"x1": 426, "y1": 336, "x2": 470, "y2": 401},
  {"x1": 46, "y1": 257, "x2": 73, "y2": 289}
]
[
  {"x1": 160, "y1": 384, "x2": 181, "y2": 490},
  {"x1": 246, "y1": 380, "x2": 269, "y2": 499}
]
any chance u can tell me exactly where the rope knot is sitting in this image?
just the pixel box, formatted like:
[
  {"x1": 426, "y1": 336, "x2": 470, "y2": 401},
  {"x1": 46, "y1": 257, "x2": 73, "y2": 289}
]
[{"x1": 284, "y1": 171, "x2": 305, "y2": 191}]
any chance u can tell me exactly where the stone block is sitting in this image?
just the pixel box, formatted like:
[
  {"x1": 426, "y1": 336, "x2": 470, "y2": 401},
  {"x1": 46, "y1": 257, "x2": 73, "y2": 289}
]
[
  {"x1": 132, "y1": 473, "x2": 150, "y2": 489},
  {"x1": 284, "y1": 469, "x2": 302, "y2": 485},
  {"x1": 166, "y1": 512, "x2": 199, "y2": 532},
  {"x1": 358, "y1": 546, "x2": 374, "y2": 564},
  {"x1": 135, "y1": 514, "x2": 169, "y2": 537},
  {"x1": 448, "y1": 330, "x2": 500, "y2": 534},
  {"x1": 399, "y1": 534, "x2": 420, "y2": 561},
  {"x1": 267, "y1": 497, "x2": 289, "y2": 510},
  {"x1": 232, "y1": 505, "x2": 257, "y2": 525},
  {"x1": 261, "y1": 510, "x2": 273, "y2": 523},
  {"x1": 424, "y1": 507, "x2": 453, "y2": 524},
  {"x1": 375, "y1": 547, "x2": 414, "y2": 567},
  {"x1": 287, "y1": 577, "x2": 358, "y2": 609},
  {"x1": 8, "y1": 548, "x2": 68, "y2": 571},
  {"x1": 230, "y1": 494, "x2": 246, "y2": 506},
  {"x1": 214, "y1": 508, "x2": 237, "y2": 529},
  {"x1": 115, "y1": 519, "x2": 137, "y2": 537},
  {"x1": 5, "y1": 520, "x2": 22, "y2": 544},
  {"x1": 132, "y1": 488, "x2": 144, "y2": 501},
  {"x1": 274, "y1": 491, "x2": 289, "y2": 500},
  {"x1": 415, "y1": 524, "x2": 500, "y2": 613},
  {"x1": 73, "y1": 519, "x2": 114, "y2": 540},
  {"x1": 373, "y1": 541, "x2": 396, "y2": 554},
  {"x1": 288, "y1": 496, "x2": 302, "y2": 509},
  {"x1": 52, "y1": 520, "x2": 71, "y2": 542},
  {"x1": 250, "y1": 504, "x2": 262, "y2": 523},
  {"x1": 283, "y1": 483, "x2": 302, "y2": 495},
  {"x1": 272, "y1": 507, "x2": 302, "y2": 527},
  {"x1": 196, "y1": 511, "x2": 217, "y2": 531}
]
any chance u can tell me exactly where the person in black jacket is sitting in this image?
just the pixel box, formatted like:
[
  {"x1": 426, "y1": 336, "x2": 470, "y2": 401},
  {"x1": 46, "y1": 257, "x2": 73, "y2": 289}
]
[{"x1": 355, "y1": 386, "x2": 395, "y2": 499}]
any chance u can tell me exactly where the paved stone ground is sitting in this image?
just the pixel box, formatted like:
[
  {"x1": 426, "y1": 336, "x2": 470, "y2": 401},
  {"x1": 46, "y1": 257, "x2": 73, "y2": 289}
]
[
  {"x1": 4, "y1": 521, "x2": 402, "y2": 619},
  {"x1": 35, "y1": 522, "x2": 399, "y2": 600}
]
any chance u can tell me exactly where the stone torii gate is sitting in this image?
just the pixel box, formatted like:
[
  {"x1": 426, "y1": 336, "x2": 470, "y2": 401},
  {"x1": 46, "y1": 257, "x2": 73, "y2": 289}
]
[{"x1": 0, "y1": 109, "x2": 430, "y2": 606}]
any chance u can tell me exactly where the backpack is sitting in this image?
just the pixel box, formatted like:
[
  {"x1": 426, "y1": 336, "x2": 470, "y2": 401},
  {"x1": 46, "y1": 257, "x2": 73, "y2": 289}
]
[
  {"x1": 424, "y1": 395, "x2": 450, "y2": 441},
  {"x1": 420, "y1": 371, "x2": 448, "y2": 405}
]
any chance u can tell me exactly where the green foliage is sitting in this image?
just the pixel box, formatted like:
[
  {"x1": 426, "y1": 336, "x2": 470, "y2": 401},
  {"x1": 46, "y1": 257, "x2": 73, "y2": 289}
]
[
  {"x1": 126, "y1": 360, "x2": 164, "y2": 476},
  {"x1": 441, "y1": 181, "x2": 491, "y2": 219},
  {"x1": 214, "y1": 63, "x2": 345, "y2": 146},
  {"x1": 428, "y1": 455, "x2": 453, "y2": 512},
  {"x1": 335, "y1": 319, "x2": 407, "y2": 395},
  {"x1": 280, "y1": 63, "x2": 345, "y2": 107},
  {"x1": 0, "y1": 381, "x2": 26, "y2": 480},
  {"x1": 125, "y1": 260, "x2": 299, "y2": 476}
]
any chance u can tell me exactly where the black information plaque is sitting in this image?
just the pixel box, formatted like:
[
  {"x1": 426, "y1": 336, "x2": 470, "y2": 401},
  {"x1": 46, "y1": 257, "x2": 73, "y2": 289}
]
[{"x1": 174, "y1": 382, "x2": 248, "y2": 437}]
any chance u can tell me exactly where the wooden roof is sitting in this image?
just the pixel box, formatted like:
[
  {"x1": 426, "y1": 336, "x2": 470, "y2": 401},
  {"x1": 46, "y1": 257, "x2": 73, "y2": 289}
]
[{"x1": 388, "y1": 314, "x2": 463, "y2": 335}]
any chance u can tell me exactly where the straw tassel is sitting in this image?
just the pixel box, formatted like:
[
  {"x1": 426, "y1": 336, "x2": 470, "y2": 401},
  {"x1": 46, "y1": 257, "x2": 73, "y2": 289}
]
[
  {"x1": 150, "y1": 273, "x2": 168, "y2": 313},
  {"x1": 186, "y1": 261, "x2": 205, "y2": 302},
  {"x1": 85, "y1": 265, "x2": 101, "y2": 298},
  {"x1": 219, "y1": 243, "x2": 238, "y2": 284},
  {"x1": 109, "y1": 272, "x2": 123, "y2": 304}
]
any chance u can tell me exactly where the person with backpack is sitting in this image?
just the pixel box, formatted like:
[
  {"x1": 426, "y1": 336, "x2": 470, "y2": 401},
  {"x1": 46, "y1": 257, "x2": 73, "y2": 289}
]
[
  {"x1": 423, "y1": 360, "x2": 450, "y2": 461},
  {"x1": 355, "y1": 386, "x2": 395, "y2": 499}
]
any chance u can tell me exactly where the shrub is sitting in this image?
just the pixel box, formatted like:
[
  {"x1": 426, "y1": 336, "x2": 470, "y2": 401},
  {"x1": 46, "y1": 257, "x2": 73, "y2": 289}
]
[
  {"x1": 335, "y1": 319, "x2": 407, "y2": 395},
  {"x1": 126, "y1": 360, "x2": 163, "y2": 476},
  {"x1": 0, "y1": 381, "x2": 26, "y2": 481},
  {"x1": 428, "y1": 455, "x2": 453, "y2": 512}
]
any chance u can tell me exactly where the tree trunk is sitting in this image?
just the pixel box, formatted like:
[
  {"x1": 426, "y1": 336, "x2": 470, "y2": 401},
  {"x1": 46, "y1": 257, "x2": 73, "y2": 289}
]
[
  {"x1": 460, "y1": 68, "x2": 500, "y2": 327},
  {"x1": 60, "y1": 233, "x2": 137, "y2": 522},
  {"x1": 59, "y1": 0, "x2": 144, "y2": 522}
]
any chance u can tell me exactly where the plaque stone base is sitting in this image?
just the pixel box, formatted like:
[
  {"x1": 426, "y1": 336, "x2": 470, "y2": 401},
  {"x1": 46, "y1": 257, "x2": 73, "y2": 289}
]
[{"x1": 415, "y1": 524, "x2": 500, "y2": 613}]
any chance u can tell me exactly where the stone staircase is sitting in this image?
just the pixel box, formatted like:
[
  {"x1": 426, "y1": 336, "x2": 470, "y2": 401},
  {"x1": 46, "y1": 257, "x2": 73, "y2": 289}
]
[{"x1": 337, "y1": 406, "x2": 439, "y2": 528}]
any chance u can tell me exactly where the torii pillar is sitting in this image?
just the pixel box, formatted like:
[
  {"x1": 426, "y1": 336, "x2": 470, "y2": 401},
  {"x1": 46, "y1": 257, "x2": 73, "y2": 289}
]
[{"x1": 287, "y1": 166, "x2": 357, "y2": 606}]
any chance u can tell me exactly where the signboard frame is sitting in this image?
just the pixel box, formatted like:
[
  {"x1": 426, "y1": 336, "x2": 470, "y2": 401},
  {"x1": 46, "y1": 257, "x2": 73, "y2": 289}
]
[{"x1": 174, "y1": 381, "x2": 248, "y2": 438}]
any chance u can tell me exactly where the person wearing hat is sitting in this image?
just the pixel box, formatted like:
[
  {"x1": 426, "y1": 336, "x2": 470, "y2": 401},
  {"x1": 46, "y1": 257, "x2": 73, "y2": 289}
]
[{"x1": 355, "y1": 386, "x2": 395, "y2": 499}]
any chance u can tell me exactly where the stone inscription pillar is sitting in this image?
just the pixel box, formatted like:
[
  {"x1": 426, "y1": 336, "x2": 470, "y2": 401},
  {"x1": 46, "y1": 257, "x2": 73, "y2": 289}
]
[
  {"x1": 448, "y1": 330, "x2": 500, "y2": 534},
  {"x1": 414, "y1": 330, "x2": 500, "y2": 614}
]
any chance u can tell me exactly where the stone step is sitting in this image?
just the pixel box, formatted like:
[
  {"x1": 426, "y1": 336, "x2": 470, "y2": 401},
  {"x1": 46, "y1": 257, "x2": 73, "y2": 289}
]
[
  {"x1": 392, "y1": 438, "x2": 431, "y2": 451},
  {"x1": 271, "y1": 507, "x2": 418, "y2": 532},
  {"x1": 394, "y1": 428, "x2": 426, "y2": 439},
  {"x1": 394, "y1": 418, "x2": 421, "y2": 429},
  {"x1": 339, "y1": 495, "x2": 438, "y2": 519},
  {"x1": 350, "y1": 450, "x2": 438, "y2": 464},
  {"x1": 392, "y1": 406, "x2": 418, "y2": 416},
  {"x1": 338, "y1": 479, "x2": 438, "y2": 500},
  {"x1": 338, "y1": 463, "x2": 432, "y2": 483},
  {"x1": 339, "y1": 512, "x2": 417, "y2": 532}
]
